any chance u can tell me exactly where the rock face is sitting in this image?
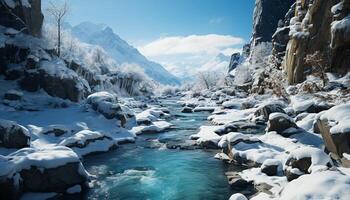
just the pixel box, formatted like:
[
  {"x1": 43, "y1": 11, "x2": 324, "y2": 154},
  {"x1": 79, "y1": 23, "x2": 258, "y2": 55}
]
[
  {"x1": 0, "y1": 119, "x2": 30, "y2": 148},
  {"x1": 251, "y1": 0, "x2": 295, "y2": 50},
  {"x1": 272, "y1": 3, "x2": 296, "y2": 68},
  {"x1": 284, "y1": 0, "x2": 350, "y2": 84},
  {"x1": 19, "y1": 61, "x2": 91, "y2": 102},
  {"x1": 0, "y1": 0, "x2": 44, "y2": 37},
  {"x1": 228, "y1": 53, "x2": 242, "y2": 72}
]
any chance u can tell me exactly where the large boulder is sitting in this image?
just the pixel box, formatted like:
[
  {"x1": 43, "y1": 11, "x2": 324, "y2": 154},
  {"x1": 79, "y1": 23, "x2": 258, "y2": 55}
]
[
  {"x1": 317, "y1": 103, "x2": 350, "y2": 166},
  {"x1": 0, "y1": 0, "x2": 44, "y2": 37},
  {"x1": 0, "y1": 147, "x2": 89, "y2": 199},
  {"x1": 0, "y1": 119, "x2": 30, "y2": 148},
  {"x1": 86, "y1": 92, "x2": 136, "y2": 128},
  {"x1": 284, "y1": 147, "x2": 332, "y2": 181},
  {"x1": 267, "y1": 112, "x2": 299, "y2": 137}
]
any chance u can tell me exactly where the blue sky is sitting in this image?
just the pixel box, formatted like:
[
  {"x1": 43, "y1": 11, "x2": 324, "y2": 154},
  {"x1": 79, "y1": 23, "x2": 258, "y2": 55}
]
[
  {"x1": 60, "y1": 0, "x2": 255, "y2": 45},
  {"x1": 43, "y1": 0, "x2": 255, "y2": 77}
]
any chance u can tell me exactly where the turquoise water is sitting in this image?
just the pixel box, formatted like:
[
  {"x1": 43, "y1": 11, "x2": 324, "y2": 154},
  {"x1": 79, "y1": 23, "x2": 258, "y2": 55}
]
[{"x1": 83, "y1": 99, "x2": 232, "y2": 200}]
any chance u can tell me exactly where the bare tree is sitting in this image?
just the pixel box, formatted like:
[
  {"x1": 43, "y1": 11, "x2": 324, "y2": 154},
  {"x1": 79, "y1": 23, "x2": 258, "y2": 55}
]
[
  {"x1": 47, "y1": 0, "x2": 69, "y2": 57},
  {"x1": 197, "y1": 71, "x2": 217, "y2": 90},
  {"x1": 305, "y1": 51, "x2": 330, "y2": 87}
]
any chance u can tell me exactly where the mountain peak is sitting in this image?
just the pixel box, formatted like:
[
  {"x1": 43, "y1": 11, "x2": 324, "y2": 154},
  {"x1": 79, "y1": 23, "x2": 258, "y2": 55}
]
[{"x1": 71, "y1": 22, "x2": 180, "y2": 86}]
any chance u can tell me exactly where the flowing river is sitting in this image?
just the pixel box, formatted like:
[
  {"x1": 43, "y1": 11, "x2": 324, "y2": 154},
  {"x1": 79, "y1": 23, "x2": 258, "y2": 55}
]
[{"x1": 83, "y1": 98, "x2": 232, "y2": 200}]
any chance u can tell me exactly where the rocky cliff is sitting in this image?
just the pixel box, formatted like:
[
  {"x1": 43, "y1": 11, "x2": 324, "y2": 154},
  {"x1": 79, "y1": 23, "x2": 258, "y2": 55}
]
[
  {"x1": 251, "y1": 0, "x2": 295, "y2": 50},
  {"x1": 0, "y1": 0, "x2": 43, "y2": 37},
  {"x1": 284, "y1": 0, "x2": 350, "y2": 84}
]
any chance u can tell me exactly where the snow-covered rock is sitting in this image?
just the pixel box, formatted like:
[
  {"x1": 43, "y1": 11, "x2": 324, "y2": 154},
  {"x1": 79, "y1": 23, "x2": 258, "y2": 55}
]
[
  {"x1": 190, "y1": 126, "x2": 222, "y2": 149},
  {"x1": 229, "y1": 193, "x2": 248, "y2": 200},
  {"x1": 0, "y1": 119, "x2": 30, "y2": 148},
  {"x1": 267, "y1": 113, "x2": 299, "y2": 137},
  {"x1": 0, "y1": 146, "x2": 89, "y2": 197},
  {"x1": 284, "y1": 147, "x2": 332, "y2": 181},
  {"x1": 254, "y1": 103, "x2": 286, "y2": 122},
  {"x1": 131, "y1": 121, "x2": 173, "y2": 135},
  {"x1": 86, "y1": 92, "x2": 136, "y2": 127},
  {"x1": 58, "y1": 130, "x2": 118, "y2": 157}
]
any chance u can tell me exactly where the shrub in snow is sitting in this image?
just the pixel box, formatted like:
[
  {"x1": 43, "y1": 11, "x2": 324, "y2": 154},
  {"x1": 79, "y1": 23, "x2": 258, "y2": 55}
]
[
  {"x1": 267, "y1": 112, "x2": 299, "y2": 137},
  {"x1": 0, "y1": 146, "x2": 89, "y2": 197},
  {"x1": 0, "y1": 119, "x2": 30, "y2": 148},
  {"x1": 284, "y1": 147, "x2": 332, "y2": 181}
]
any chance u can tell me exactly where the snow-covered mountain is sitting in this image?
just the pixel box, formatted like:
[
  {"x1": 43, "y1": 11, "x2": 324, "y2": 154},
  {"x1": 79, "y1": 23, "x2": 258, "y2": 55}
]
[
  {"x1": 200, "y1": 53, "x2": 231, "y2": 73},
  {"x1": 71, "y1": 22, "x2": 181, "y2": 86}
]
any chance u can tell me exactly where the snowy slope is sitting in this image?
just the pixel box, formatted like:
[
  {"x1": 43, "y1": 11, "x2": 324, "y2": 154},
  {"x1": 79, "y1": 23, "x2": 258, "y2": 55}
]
[{"x1": 71, "y1": 22, "x2": 181, "y2": 86}]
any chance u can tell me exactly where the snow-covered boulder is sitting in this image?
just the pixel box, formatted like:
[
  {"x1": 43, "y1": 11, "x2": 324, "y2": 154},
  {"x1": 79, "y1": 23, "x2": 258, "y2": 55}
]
[
  {"x1": 58, "y1": 130, "x2": 118, "y2": 157},
  {"x1": 229, "y1": 193, "x2": 248, "y2": 200},
  {"x1": 280, "y1": 170, "x2": 350, "y2": 200},
  {"x1": 261, "y1": 159, "x2": 282, "y2": 176},
  {"x1": 0, "y1": 146, "x2": 89, "y2": 198},
  {"x1": 284, "y1": 147, "x2": 332, "y2": 181},
  {"x1": 267, "y1": 113, "x2": 299, "y2": 137},
  {"x1": 254, "y1": 103, "x2": 286, "y2": 121},
  {"x1": 131, "y1": 121, "x2": 173, "y2": 135},
  {"x1": 0, "y1": 119, "x2": 30, "y2": 148},
  {"x1": 190, "y1": 126, "x2": 222, "y2": 149},
  {"x1": 215, "y1": 120, "x2": 265, "y2": 135},
  {"x1": 317, "y1": 103, "x2": 350, "y2": 165},
  {"x1": 86, "y1": 92, "x2": 136, "y2": 127}
]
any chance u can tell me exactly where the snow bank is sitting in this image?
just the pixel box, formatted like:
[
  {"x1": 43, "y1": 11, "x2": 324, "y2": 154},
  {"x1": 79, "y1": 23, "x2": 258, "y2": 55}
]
[{"x1": 280, "y1": 170, "x2": 350, "y2": 200}]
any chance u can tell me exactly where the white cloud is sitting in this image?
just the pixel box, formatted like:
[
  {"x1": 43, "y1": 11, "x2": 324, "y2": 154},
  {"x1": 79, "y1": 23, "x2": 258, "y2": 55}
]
[
  {"x1": 139, "y1": 34, "x2": 244, "y2": 57},
  {"x1": 138, "y1": 34, "x2": 245, "y2": 78}
]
